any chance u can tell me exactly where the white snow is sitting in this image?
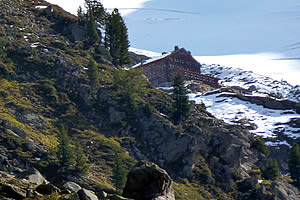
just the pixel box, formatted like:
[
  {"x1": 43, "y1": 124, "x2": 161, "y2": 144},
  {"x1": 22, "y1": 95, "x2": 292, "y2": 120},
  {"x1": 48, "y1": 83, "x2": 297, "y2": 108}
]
[
  {"x1": 30, "y1": 42, "x2": 40, "y2": 48},
  {"x1": 265, "y1": 141, "x2": 291, "y2": 147},
  {"x1": 189, "y1": 92, "x2": 299, "y2": 139},
  {"x1": 129, "y1": 47, "x2": 161, "y2": 58},
  {"x1": 35, "y1": 5, "x2": 47, "y2": 9}
]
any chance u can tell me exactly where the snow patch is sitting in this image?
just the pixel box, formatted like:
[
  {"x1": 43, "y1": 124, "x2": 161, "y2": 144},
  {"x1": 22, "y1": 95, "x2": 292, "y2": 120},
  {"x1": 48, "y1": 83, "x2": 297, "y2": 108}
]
[{"x1": 35, "y1": 5, "x2": 48, "y2": 9}]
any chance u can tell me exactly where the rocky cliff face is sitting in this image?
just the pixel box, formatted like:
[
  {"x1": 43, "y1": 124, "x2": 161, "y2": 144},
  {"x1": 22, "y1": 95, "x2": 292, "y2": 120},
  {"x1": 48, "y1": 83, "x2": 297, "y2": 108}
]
[{"x1": 0, "y1": 0, "x2": 299, "y2": 199}]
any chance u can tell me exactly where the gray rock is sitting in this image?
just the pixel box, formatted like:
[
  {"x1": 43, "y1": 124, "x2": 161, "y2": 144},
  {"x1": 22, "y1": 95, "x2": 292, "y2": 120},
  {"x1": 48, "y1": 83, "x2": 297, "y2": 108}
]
[
  {"x1": 16, "y1": 112, "x2": 45, "y2": 129},
  {"x1": 79, "y1": 84, "x2": 90, "y2": 106},
  {"x1": 78, "y1": 188, "x2": 99, "y2": 200},
  {"x1": 4, "y1": 123, "x2": 27, "y2": 138},
  {"x1": 122, "y1": 161, "x2": 175, "y2": 200},
  {"x1": 109, "y1": 107, "x2": 126, "y2": 124},
  {"x1": 16, "y1": 168, "x2": 48, "y2": 186},
  {"x1": 70, "y1": 24, "x2": 87, "y2": 41},
  {"x1": 63, "y1": 181, "x2": 82, "y2": 193}
]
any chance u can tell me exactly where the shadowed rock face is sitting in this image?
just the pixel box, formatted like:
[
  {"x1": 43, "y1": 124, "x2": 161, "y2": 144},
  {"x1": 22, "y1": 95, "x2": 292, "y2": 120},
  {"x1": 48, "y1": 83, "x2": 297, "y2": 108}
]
[{"x1": 122, "y1": 161, "x2": 175, "y2": 200}]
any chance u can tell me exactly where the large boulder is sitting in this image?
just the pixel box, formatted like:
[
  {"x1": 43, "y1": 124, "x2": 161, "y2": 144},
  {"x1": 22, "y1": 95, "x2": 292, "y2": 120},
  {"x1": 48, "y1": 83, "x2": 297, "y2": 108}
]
[
  {"x1": 122, "y1": 161, "x2": 175, "y2": 200},
  {"x1": 77, "y1": 188, "x2": 99, "y2": 200},
  {"x1": 16, "y1": 168, "x2": 48, "y2": 186}
]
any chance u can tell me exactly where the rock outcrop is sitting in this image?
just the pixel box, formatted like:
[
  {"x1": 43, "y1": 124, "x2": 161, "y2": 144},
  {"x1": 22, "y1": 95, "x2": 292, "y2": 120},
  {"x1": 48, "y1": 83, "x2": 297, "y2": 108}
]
[{"x1": 271, "y1": 181, "x2": 300, "y2": 200}]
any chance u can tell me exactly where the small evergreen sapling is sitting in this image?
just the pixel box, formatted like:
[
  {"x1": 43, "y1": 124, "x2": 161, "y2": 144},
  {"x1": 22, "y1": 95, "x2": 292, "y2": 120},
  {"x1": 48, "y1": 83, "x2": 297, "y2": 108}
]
[
  {"x1": 171, "y1": 75, "x2": 191, "y2": 123},
  {"x1": 112, "y1": 152, "x2": 127, "y2": 194},
  {"x1": 74, "y1": 140, "x2": 90, "y2": 174},
  {"x1": 261, "y1": 158, "x2": 280, "y2": 181},
  {"x1": 87, "y1": 58, "x2": 99, "y2": 88},
  {"x1": 56, "y1": 126, "x2": 74, "y2": 169}
]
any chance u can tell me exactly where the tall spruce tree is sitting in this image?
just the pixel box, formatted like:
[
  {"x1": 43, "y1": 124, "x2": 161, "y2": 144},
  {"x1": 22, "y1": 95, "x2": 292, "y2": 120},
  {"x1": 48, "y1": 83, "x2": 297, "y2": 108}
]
[
  {"x1": 56, "y1": 125, "x2": 74, "y2": 168},
  {"x1": 104, "y1": 9, "x2": 130, "y2": 66},
  {"x1": 289, "y1": 143, "x2": 300, "y2": 185},
  {"x1": 171, "y1": 75, "x2": 191, "y2": 123}
]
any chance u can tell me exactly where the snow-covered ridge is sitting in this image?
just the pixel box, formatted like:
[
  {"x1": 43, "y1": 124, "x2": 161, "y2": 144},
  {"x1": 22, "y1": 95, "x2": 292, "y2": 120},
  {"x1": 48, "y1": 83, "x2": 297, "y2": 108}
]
[{"x1": 198, "y1": 63, "x2": 300, "y2": 103}]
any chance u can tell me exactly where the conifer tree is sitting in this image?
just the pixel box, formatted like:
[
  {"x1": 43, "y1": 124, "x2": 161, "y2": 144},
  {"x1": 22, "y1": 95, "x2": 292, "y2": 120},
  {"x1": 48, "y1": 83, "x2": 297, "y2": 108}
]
[
  {"x1": 104, "y1": 9, "x2": 130, "y2": 66},
  {"x1": 56, "y1": 125, "x2": 74, "y2": 168},
  {"x1": 87, "y1": 58, "x2": 99, "y2": 88},
  {"x1": 261, "y1": 158, "x2": 280, "y2": 181},
  {"x1": 171, "y1": 75, "x2": 191, "y2": 123},
  {"x1": 112, "y1": 152, "x2": 127, "y2": 194},
  {"x1": 112, "y1": 68, "x2": 147, "y2": 121},
  {"x1": 289, "y1": 143, "x2": 300, "y2": 185},
  {"x1": 74, "y1": 140, "x2": 90, "y2": 174}
]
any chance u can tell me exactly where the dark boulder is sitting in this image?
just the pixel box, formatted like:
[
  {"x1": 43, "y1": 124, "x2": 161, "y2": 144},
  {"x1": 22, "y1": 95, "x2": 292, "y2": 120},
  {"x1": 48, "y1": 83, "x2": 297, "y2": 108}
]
[
  {"x1": 36, "y1": 183, "x2": 61, "y2": 195},
  {"x1": 0, "y1": 183, "x2": 26, "y2": 200},
  {"x1": 122, "y1": 161, "x2": 175, "y2": 200}
]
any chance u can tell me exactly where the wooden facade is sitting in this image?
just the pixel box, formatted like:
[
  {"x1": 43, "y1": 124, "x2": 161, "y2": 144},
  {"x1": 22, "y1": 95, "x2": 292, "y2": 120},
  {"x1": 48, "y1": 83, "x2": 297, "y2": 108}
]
[{"x1": 135, "y1": 46, "x2": 219, "y2": 88}]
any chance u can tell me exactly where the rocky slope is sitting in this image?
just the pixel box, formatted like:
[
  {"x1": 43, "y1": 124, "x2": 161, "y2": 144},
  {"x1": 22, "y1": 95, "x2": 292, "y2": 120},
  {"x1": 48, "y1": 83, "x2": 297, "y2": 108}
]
[{"x1": 0, "y1": 0, "x2": 299, "y2": 199}]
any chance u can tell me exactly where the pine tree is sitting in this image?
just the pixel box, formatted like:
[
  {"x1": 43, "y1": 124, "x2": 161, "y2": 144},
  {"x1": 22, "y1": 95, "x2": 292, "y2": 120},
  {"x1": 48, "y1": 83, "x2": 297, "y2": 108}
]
[
  {"x1": 118, "y1": 18, "x2": 130, "y2": 66},
  {"x1": 56, "y1": 125, "x2": 74, "y2": 168},
  {"x1": 171, "y1": 75, "x2": 191, "y2": 123},
  {"x1": 289, "y1": 143, "x2": 300, "y2": 185},
  {"x1": 74, "y1": 140, "x2": 90, "y2": 174},
  {"x1": 112, "y1": 152, "x2": 127, "y2": 194},
  {"x1": 87, "y1": 58, "x2": 99, "y2": 88},
  {"x1": 105, "y1": 9, "x2": 130, "y2": 66},
  {"x1": 261, "y1": 158, "x2": 280, "y2": 181}
]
